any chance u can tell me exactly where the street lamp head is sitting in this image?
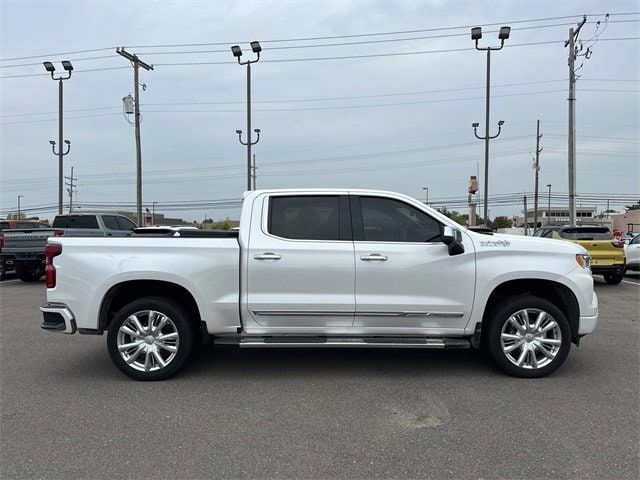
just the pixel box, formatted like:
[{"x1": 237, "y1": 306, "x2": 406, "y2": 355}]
[
  {"x1": 231, "y1": 45, "x2": 242, "y2": 58},
  {"x1": 61, "y1": 60, "x2": 74, "y2": 71},
  {"x1": 498, "y1": 26, "x2": 511, "y2": 40},
  {"x1": 471, "y1": 27, "x2": 482, "y2": 40},
  {"x1": 43, "y1": 61, "x2": 55, "y2": 73},
  {"x1": 250, "y1": 41, "x2": 262, "y2": 53},
  {"x1": 235, "y1": 129, "x2": 242, "y2": 134},
  {"x1": 49, "y1": 140, "x2": 56, "y2": 145},
  {"x1": 498, "y1": 120, "x2": 505, "y2": 126},
  {"x1": 472, "y1": 122, "x2": 479, "y2": 128},
  {"x1": 254, "y1": 128, "x2": 261, "y2": 133},
  {"x1": 64, "y1": 140, "x2": 71, "y2": 145}
]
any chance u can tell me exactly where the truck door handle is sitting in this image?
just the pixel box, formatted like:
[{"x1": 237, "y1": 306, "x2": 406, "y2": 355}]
[
  {"x1": 254, "y1": 253, "x2": 282, "y2": 260},
  {"x1": 361, "y1": 254, "x2": 388, "y2": 261}
]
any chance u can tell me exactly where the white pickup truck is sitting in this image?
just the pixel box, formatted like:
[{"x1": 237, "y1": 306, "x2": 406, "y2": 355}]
[{"x1": 40, "y1": 189, "x2": 598, "y2": 380}]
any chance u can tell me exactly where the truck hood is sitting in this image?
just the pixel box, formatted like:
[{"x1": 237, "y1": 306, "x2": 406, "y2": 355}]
[{"x1": 467, "y1": 232, "x2": 588, "y2": 256}]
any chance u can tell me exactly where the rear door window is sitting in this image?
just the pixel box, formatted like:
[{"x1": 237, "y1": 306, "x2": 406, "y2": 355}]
[
  {"x1": 67, "y1": 215, "x2": 99, "y2": 229},
  {"x1": 268, "y1": 196, "x2": 342, "y2": 241},
  {"x1": 0, "y1": 222, "x2": 10, "y2": 230},
  {"x1": 560, "y1": 228, "x2": 613, "y2": 240}
]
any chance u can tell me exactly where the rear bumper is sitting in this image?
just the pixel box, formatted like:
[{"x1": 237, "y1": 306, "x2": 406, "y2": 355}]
[
  {"x1": 40, "y1": 303, "x2": 76, "y2": 334},
  {"x1": 591, "y1": 265, "x2": 625, "y2": 275},
  {"x1": 626, "y1": 262, "x2": 640, "y2": 272}
]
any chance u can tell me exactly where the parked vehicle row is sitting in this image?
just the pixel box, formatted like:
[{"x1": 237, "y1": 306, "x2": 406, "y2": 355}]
[
  {"x1": 0, "y1": 213, "x2": 136, "y2": 282},
  {"x1": 0, "y1": 219, "x2": 49, "y2": 280},
  {"x1": 40, "y1": 189, "x2": 598, "y2": 381}
]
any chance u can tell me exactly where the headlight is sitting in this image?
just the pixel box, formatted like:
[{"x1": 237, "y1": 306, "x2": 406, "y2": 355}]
[{"x1": 576, "y1": 254, "x2": 591, "y2": 269}]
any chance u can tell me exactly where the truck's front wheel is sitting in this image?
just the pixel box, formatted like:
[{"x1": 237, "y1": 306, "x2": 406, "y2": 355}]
[
  {"x1": 486, "y1": 295, "x2": 571, "y2": 378},
  {"x1": 107, "y1": 297, "x2": 195, "y2": 381}
]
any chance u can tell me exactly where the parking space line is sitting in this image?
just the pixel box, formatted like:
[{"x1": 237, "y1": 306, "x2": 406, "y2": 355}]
[{"x1": 622, "y1": 279, "x2": 640, "y2": 286}]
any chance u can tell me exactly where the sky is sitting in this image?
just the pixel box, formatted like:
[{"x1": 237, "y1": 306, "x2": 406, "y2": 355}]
[{"x1": 1, "y1": 0, "x2": 638, "y2": 223}]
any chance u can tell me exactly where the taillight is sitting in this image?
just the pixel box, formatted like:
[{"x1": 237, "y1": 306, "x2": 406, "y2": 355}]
[
  {"x1": 611, "y1": 241, "x2": 625, "y2": 248},
  {"x1": 45, "y1": 243, "x2": 62, "y2": 288},
  {"x1": 54, "y1": 229, "x2": 64, "y2": 237},
  {"x1": 0, "y1": 232, "x2": 4, "y2": 253}
]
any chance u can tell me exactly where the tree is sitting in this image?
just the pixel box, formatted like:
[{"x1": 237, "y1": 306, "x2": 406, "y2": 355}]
[
  {"x1": 436, "y1": 208, "x2": 468, "y2": 226},
  {"x1": 491, "y1": 216, "x2": 513, "y2": 229}
]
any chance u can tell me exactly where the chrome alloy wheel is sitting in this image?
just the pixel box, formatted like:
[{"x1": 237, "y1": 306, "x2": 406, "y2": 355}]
[
  {"x1": 116, "y1": 310, "x2": 180, "y2": 372},
  {"x1": 500, "y1": 308, "x2": 562, "y2": 370}
]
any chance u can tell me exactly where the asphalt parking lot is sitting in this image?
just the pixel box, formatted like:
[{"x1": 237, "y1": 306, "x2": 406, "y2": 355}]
[{"x1": 0, "y1": 276, "x2": 638, "y2": 479}]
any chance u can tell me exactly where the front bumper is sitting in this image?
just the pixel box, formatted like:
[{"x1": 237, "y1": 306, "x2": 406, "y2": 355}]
[
  {"x1": 578, "y1": 291, "x2": 598, "y2": 336},
  {"x1": 40, "y1": 303, "x2": 76, "y2": 334}
]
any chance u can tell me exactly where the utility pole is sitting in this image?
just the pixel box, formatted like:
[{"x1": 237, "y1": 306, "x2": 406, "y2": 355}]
[
  {"x1": 152, "y1": 201, "x2": 157, "y2": 225},
  {"x1": 65, "y1": 167, "x2": 77, "y2": 214},
  {"x1": 565, "y1": 16, "x2": 587, "y2": 226},
  {"x1": 523, "y1": 195, "x2": 529, "y2": 236},
  {"x1": 252, "y1": 154, "x2": 257, "y2": 190},
  {"x1": 533, "y1": 119, "x2": 542, "y2": 231},
  {"x1": 547, "y1": 184, "x2": 552, "y2": 226},
  {"x1": 43, "y1": 61, "x2": 73, "y2": 214},
  {"x1": 232, "y1": 42, "x2": 262, "y2": 192},
  {"x1": 422, "y1": 186, "x2": 429, "y2": 206},
  {"x1": 117, "y1": 48, "x2": 153, "y2": 226},
  {"x1": 17, "y1": 195, "x2": 23, "y2": 219},
  {"x1": 471, "y1": 25, "x2": 510, "y2": 223}
]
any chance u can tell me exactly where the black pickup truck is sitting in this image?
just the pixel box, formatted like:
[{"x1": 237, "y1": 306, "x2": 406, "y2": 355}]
[{"x1": 0, "y1": 213, "x2": 136, "y2": 282}]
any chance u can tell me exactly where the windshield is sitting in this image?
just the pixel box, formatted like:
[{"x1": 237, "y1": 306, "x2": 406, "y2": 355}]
[{"x1": 560, "y1": 228, "x2": 613, "y2": 240}]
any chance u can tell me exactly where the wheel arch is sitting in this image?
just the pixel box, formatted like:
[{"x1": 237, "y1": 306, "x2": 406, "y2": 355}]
[
  {"x1": 482, "y1": 279, "x2": 580, "y2": 344},
  {"x1": 98, "y1": 280, "x2": 203, "y2": 333}
]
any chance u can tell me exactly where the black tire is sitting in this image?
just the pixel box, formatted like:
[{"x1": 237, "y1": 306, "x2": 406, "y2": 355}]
[
  {"x1": 485, "y1": 295, "x2": 572, "y2": 378},
  {"x1": 107, "y1": 296, "x2": 196, "y2": 381},
  {"x1": 603, "y1": 271, "x2": 624, "y2": 285},
  {"x1": 16, "y1": 264, "x2": 43, "y2": 282}
]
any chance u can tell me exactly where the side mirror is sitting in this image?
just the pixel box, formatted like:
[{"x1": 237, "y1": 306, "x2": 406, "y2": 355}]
[
  {"x1": 442, "y1": 226, "x2": 464, "y2": 256},
  {"x1": 442, "y1": 226, "x2": 455, "y2": 245}
]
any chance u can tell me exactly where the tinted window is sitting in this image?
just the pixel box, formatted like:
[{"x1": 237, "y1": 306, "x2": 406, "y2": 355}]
[
  {"x1": 116, "y1": 216, "x2": 136, "y2": 231},
  {"x1": 630, "y1": 235, "x2": 640, "y2": 245},
  {"x1": 16, "y1": 222, "x2": 40, "y2": 229},
  {"x1": 560, "y1": 228, "x2": 613, "y2": 240},
  {"x1": 543, "y1": 230, "x2": 554, "y2": 238},
  {"x1": 0, "y1": 222, "x2": 10, "y2": 230},
  {"x1": 533, "y1": 230, "x2": 544, "y2": 237},
  {"x1": 269, "y1": 196, "x2": 340, "y2": 240},
  {"x1": 360, "y1": 197, "x2": 441, "y2": 242},
  {"x1": 53, "y1": 215, "x2": 99, "y2": 229},
  {"x1": 52, "y1": 216, "x2": 68, "y2": 228},
  {"x1": 102, "y1": 216, "x2": 120, "y2": 230}
]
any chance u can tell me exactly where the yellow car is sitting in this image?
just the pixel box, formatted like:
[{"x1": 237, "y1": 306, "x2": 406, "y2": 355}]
[{"x1": 534, "y1": 226, "x2": 626, "y2": 284}]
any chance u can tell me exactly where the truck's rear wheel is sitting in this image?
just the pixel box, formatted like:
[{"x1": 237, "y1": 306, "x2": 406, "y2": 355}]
[
  {"x1": 16, "y1": 264, "x2": 43, "y2": 282},
  {"x1": 107, "y1": 297, "x2": 195, "y2": 381},
  {"x1": 603, "y1": 271, "x2": 624, "y2": 285},
  {"x1": 486, "y1": 295, "x2": 571, "y2": 378}
]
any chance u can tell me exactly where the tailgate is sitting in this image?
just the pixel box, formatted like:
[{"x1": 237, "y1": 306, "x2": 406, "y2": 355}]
[
  {"x1": 2, "y1": 229, "x2": 56, "y2": 254},
  {"x1": 573, "y1": 239, "x2": 624, "y2": 266}
]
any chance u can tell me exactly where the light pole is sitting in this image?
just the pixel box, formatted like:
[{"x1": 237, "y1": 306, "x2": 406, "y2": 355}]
[
  {"x1": 422, "y1": 187, "x2": 429, "y2": 206},
  {"x1": 231, "y1": 41, "x2": 262, "y2": 191},
  {"x1": 43, "y1": 60, "x2": 73, "y2": 215},
  {"x1": 152, "y1": 201, "x2": 157, "y2": 225},
  {"x1": 547, "y1": 184, "x2": 552, "y2": 225},
  {"x1": 471, "y1": 25, "x2": 510, "y2": 223},
  {"x1": 17, "y1": 195, "x2": 23, "y2": 219}
]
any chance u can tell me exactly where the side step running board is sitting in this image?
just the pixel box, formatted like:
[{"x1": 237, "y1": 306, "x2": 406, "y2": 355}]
[{"x1": 214, "y1": 336, "x2": 470, "y2": 349}]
